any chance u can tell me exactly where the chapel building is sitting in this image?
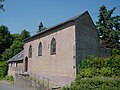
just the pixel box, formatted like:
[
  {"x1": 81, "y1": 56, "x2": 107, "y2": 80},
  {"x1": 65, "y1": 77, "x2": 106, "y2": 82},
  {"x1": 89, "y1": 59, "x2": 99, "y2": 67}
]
[{"x1": 18, "y1": 11, "x2": 109, "y2": 86}]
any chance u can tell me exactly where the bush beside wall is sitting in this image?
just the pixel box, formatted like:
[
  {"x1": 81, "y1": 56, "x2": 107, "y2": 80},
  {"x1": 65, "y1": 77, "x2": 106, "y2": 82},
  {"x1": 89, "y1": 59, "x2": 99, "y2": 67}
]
[{"x1": 62, "y1": 55, "x2": 120, "y2": 90}]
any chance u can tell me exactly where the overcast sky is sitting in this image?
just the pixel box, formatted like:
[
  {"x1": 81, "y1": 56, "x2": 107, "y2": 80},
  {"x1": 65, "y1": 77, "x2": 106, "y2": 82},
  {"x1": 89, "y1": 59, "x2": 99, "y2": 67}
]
[{"x1": 0, "y1": 0, "x2": 120, "y2": 35}]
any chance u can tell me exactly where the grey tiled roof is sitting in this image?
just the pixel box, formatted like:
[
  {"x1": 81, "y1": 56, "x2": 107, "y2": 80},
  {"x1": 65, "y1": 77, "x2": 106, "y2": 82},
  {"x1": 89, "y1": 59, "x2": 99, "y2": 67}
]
[
  {"x1": 24, "y1": 11, "x2": 88, "y2": 42},
  {"x1": 8, "y1": 50, "x2": 24, "y2": 62}
]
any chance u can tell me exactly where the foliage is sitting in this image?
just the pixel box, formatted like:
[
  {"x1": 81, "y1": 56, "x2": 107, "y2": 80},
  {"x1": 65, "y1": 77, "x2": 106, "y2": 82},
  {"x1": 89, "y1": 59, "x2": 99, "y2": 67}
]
[
  {"x1": 111, "y1": 48, "x2": 120, "y2": 56},
  {"x1": 96, "y1": 5, "x2": 120, "y2": 49},
  {"x1": 0, "y1": 61, "x2": 8, "y2": 77},
  {"x1": 1, "y1": 49, "x2": 12, "y2": 61},
  {"x1": 0, "y1": 25, "x2": 13, "y2": 55},
  {"x1": 0, "y1": 27, "x2": 30, "y2": 77},
  {"x1": 10, "y1": 40, "x2": 23, "y2": 55},
  {"x1": 62, "y1": 77, "x2": 120, "y2": 90},
  {"x1": 12, "y1": 33, "x2": 23, "y2": 41},
  {"x1": 0, "y1": 0, "x2": 4, "y2": 11},
  {"x1": 0, "y1": 76, "x2": 14, "y2": 83},
  {"x1": 21, "y1": 29, "x2": 31, "y2": 40},
  {"x1": 100, "y1": 67, "x2": 111, "y2": 76},
  {"x1": 0, "y1": 26, "x2": 30, "y2": 61},
  {"x1": 5, "y1": 76, "x2": 14, "y2": 82},
  {"x1": 1, "y1": 40, "x2": 23, "y2": 61},
  {"x1": 79, "y1": 68, "x2": 94, "y2": 78},
  {"x1": 78, "y1": 55, "x2": 120, "y2": 77},
  {"x1": 12, "y1": 30, "x2": 30, "y2": 41},
  {"x1": 62, "y1": 55, "x2": 120, "y2": 90}
]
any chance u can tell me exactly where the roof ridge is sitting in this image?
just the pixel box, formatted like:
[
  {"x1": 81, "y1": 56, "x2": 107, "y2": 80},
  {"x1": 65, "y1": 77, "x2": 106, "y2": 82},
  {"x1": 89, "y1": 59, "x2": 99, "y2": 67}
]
[{"x1": 23, "y1": 11, "x2": 89, "y2": 42}]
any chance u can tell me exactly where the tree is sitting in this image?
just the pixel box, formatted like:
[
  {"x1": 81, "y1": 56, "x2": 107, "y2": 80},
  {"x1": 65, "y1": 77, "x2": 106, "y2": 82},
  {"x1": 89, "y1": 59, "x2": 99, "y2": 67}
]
[
  {"x1": 96, "y1": 5, "x2": 120, "y2": 49},
  {"x1": 12, "y1": 33, "x2": 23, "y2": 41},
  {"x1": 12, "y1": 29, "x2": 30, "y2": 41},
  {"x1": 0, "y1": 0, "x2": 5, "y2": 11},
  {"x1": 0, "y1": 25, "x2": 13, "y2": 54},
  {"x1": 21, "y1": 29, "x2": 31, "y2": 40},
  {"x1": 1, "y1": 48, "x2": 12, "y2": 61},
  {"x1": 1, "y1": 40, "x2": 23, "y2": 61},
  {"x1": 1, "y1": 29, "x2": 31, "y2": 61}
]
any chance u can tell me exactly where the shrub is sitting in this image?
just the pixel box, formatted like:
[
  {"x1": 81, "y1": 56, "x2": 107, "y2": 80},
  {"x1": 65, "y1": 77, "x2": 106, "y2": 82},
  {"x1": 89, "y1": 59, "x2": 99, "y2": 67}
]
[
  {"x1": 79, "y1": 56, "x2": 95, "y2": 69},
  {"x1": 79, "y1": 68, "x2": 94, "y2": 78},
  {"x1": 111, "y1": 48, "x2": 120, "y2": 56},
  {"x1": 62, "y1": 77, "x2": 120, "y2": 90},
  {"x1": 79, "y1": 56, "x2": 110, "y2": 69},
  {"x1": 109, "y1": 55, "x2": 120, "y2": 76},
  {"x1": 62, "y1": 55, "x2": 120, "y2": 90},
  {"x1": 5, "y1": 76, "x2": 14, "y2": 82},
  {"x1": 100, "y1": 67, "x2": 112, "y2": 77},
  {"x1": 0, "y1": 61, "x2": 8, "y2": 77},
  {"x1": 79, "y1": 55, "x2": 120, "y2": 77}
]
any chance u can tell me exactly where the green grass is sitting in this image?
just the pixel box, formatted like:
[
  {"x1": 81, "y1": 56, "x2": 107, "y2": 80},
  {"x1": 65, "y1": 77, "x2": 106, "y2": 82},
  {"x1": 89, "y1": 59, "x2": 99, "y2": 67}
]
[
  {"x1": 5, "y1": 76, "x2": 14, "y2": 82},
  {"x1": 0, "y1": 76, "x2": 14, "y2": 83}
]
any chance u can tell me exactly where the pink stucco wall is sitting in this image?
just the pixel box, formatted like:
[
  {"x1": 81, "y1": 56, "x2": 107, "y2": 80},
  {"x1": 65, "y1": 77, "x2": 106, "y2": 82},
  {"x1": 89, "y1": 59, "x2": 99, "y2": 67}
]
[
  {"x1": 24, "y1": 22, "x2": 76, "y2": 79},
  {"x1": 8, "y1": 62, "x2": 24, "y2": 78}
]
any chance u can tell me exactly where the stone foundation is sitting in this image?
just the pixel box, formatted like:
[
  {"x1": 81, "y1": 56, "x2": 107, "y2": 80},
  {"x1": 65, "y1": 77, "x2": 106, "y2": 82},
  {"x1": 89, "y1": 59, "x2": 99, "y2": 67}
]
[{"x1": 15, "y1": 73, "x2": 49, "y2": 90}]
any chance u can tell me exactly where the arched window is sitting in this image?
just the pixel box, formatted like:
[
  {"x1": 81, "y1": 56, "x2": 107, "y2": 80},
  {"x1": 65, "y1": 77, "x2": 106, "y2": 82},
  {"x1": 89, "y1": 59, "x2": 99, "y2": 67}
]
[
  {"x1": 51, "y1": 38, "x2": 56, "y2": 55},
  {"x1": 38, "y1": 42, "x2": 42, "y2": 56},
  {"x1": 28, "y1": 45, "x2": 32, "y2": 58}
]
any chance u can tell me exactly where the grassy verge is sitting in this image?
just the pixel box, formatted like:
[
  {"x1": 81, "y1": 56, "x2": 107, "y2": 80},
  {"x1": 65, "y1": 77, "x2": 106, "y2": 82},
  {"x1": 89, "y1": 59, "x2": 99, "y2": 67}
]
[{"x1": 0, "y1": 76, "x2": 14, "y2": 84}]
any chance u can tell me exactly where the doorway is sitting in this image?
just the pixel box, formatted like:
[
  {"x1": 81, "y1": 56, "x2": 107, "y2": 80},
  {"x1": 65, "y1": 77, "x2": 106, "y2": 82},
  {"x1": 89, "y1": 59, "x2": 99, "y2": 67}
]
[{"x1": 25, "y1": 56, "x2": 28, "y2": 72}]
